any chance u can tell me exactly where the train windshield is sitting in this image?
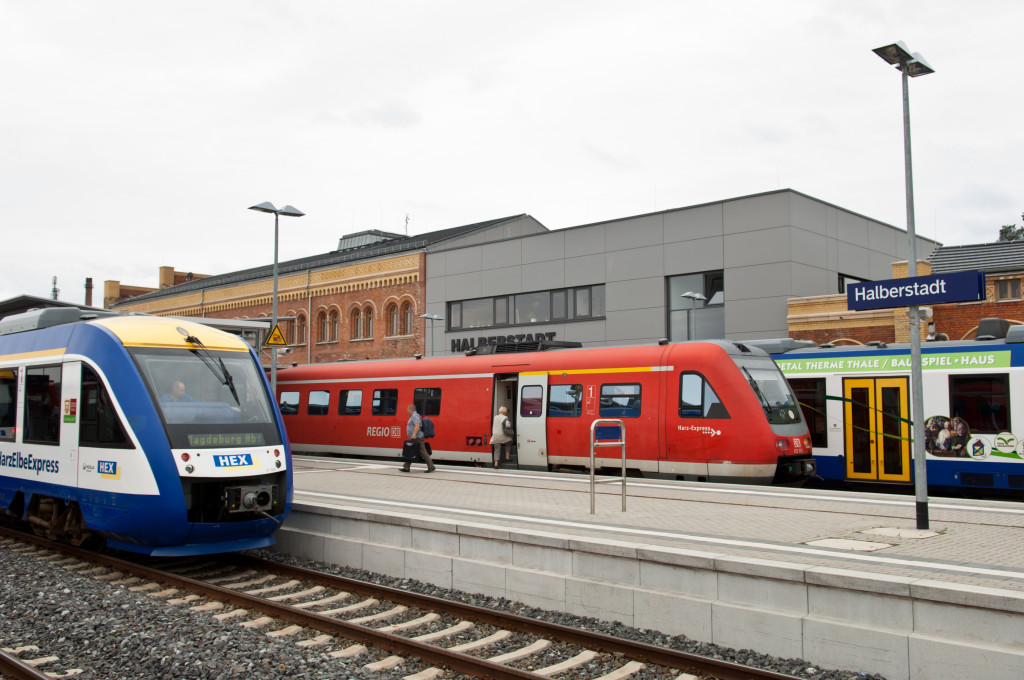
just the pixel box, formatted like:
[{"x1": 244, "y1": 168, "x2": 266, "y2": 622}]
[
  {"x1": 130, "y1": 347, "x2": 282, "y2": 449},
  {"x1": 735, "y1": 357, "x2": 802, "y2": 425}
]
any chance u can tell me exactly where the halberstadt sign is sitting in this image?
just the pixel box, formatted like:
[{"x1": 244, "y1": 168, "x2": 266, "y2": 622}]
[{"x1": 847, "y1": 270, "x2": 985, "y2": 311}]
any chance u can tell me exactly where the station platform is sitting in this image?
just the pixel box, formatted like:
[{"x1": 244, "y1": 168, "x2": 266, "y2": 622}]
[{"x1": 277, "y1": 455, "x2": 1024, "y2": 680}]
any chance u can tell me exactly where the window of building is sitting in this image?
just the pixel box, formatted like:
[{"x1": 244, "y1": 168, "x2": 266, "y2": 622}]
[
  {"x1": 295, "y1": 314, "x2": 306, "y2": 345},
  {"x1": 0, "y1": 367, "x2": 16, "y2": 442},
  {"x1": 996, "y1": 278, "x2": 1021, "y2": 300},
  {"x1": 789, "y1": 378, "x2": 827, "y2": 448},
  {"x1": 308, "y1": 390, "x2": 330, "y2": 415},
  {"x1": 317, "y1": 312, "x2": 329, "y2": 343},
  {"x1": 949, "y1": 374, "x2": 1009, "y2": 433},
  {"x1": 838, "y1": 273, "x2": 867, "y2": 294},
  {"x1": 279, "y1": 391, "x2": 300, "y2": 415},
  {"x1": 80, "y1": 364, "x2": 132, "y2": 448},
  {"x1": 413, "y1": 387, "x2": 442, "y2": 416},
  {"x1": 372, "y1": 389, "x2": 398, "y2": 416},
  {"x1": 387, "y1": 304, "x2": 399, "y2": 336},
  {"x1": 447, "y1": 286, "x2": 605, "y2": 332},
  {"x1": 402, "y1": 303, "x2": 414, "y2": 334},
  {"x1": 351, "y1": 309, "x2": 362, "y2": 339},
  {"x1": 24, "y1": 365, "x2": 61, "y2": 444},
  {"x1": 521, "y1": 385, "x2": 543, "y2": 417},
  {"x1": 329, "y1": 310, "x2": 339, "y2": 342},
  {"x1": 600, "y1": 384, "x2": 641, "y2": 418},
  {"x1": 338, "y1": 390, "x2": 362, "y2": 415},
  {"x1": 363, "y1": 307, "x2": 373, "y2": 339},
  {"x1": 549, "y1": 384, "x2": 582, "y2": 417},
  {"x1": 667, "y1": 271, "x2": 725, "y2": 342}
]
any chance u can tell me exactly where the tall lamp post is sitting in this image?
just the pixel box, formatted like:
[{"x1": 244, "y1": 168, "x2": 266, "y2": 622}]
[
  {"x1": 872, "y1": 41, "x2": 934, "y2": 530},
  {"x1": 419, "y1": 313, "x2": 444, "y2": 356},
  {"x1": 680, "y1": 292, "x2": 706, "y2": 341},
  {"x1": 249, "y1": 201, "x2": 305, "y2": 397}
]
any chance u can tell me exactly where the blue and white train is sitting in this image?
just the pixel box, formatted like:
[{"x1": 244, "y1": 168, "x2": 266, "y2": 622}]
[
  {"x1": 758, "y1": 318, "x2": 1024, "y2": 495},
  {"x1": 0, "y1": 307, "x2": 291, "y2": 555}
]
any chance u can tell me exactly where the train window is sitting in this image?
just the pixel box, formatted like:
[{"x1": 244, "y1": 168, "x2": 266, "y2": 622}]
[
  {"x1": 308, "y1": 390, "x2": 330, "y2": 416},
  {"x1": 600, "y1": 384, "x2": 641, "y2": 418},
  {"x1": 279, "y1": 391, "x2": 300, "y2": 415},
  {"x1": 23, "y1": 365, "x2": 61, "y2": 445},
  {"x1": 372, "y1": 389, "x2": 398, "y2": 416},
  {"x1": 949, "y1": 374, "x2": 1009, "y2": 434},
  {"x1": 788, "y1": 378, "x2": 826, "y2": 447},
  {"x1": 338, "y1": 390, "x2": 362, "y2": 416},
  {"x1": 521, "y1": 385, "x2": 543, "y2": 417},
  {"x1": 0, "y1": 368, "x2": 17, "y2": 441},
  {"x1": 80, "y1": 364, "x2": 132, "y2": 448},
  {"x1": 549, "y1": 384, "x2": 583, "y2": 417},
  {"x1": 413, "y1": 387, "x2": 442, "y2": 416},
  {"x1": 679, "y1": 373, "x2": 729, "y2": 419}
]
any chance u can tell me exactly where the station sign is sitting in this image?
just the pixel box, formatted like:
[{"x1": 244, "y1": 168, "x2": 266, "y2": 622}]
[{"x1": 847, "y1": 270, "x2": 986, "y2": 311}]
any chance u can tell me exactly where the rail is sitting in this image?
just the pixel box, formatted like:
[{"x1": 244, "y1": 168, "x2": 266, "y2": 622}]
[{"x1": 589, "y1": 418, "x2": 626, "y2": 513}]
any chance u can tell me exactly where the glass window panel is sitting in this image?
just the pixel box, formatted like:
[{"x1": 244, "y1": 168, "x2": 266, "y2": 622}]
[
  {"x1": 495, "y1": 297, "x2": 508, "y2": 325},
  {"x1": 372, "y1": 389, "x2": 398, "y2": 416},
  {"x1": 949, "y1": 374, "x2": 1009, "y2": 433},
  {"x1": 521, "y1": 385, "x2": 543, "y2": 417},
  {"x1": 515, "y1": 292, "x2": 550, "y2": 324},
  {"x1": 574, "y1": 288, "x2": 590, "y2": 318},
  {"x1": 80, "y1": 364, "x2": 131, "y2": 448},
  {"x1": 680, "y1": 373, "x2": 703, "y2": 416},
  {"x1": 449, "y1": 302, "x2": 462, "y2": 329},
  {"x1": 592, "y1": 285, "x2": 605, "y2": 317},
  {"x1": 413, "y1": 387, "x2": 442, "y2": 416},
  {"x1": 24, "y1": 365, "x2": 61, "y2": 445},
  {"x1": 462, "y1": 298, "x2": 493, "y2": 329},
  {"x1": 549, "y1": 384, "x2": 582, "y2": 418},
  {"x1": 338, "y1": 390, "x2": 362, "y2": 416},
  {"x1": 308, "y1": 390, "x2": 330, "y2": 415},
  {"x1": 552, "y1": 290, "x2": 567, "y2": 320},
  {"x1": 600, "y1": 383, "x2": 641, "y2": 418},
  {"x1": 789, "y1": 378, "x2": 827, "y2": 448},
  {"x1": 0, "y1": 367, "x2": 16, "y2": 441},
  {"x1": 279, "y1": 391, "x2": 300, "y2": 415}
]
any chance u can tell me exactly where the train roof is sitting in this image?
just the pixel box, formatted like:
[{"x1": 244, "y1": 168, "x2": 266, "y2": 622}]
[{"x1": 0, "y1": 307, "x2": 251, "y2": 352}]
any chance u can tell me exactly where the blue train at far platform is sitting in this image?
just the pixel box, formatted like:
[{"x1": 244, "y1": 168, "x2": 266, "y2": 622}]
[{"x1": 757, "y1": 318, "x2": 1024, "y2": 495}]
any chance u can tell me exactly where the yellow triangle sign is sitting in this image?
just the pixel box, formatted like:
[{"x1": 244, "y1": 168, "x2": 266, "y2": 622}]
[{"x1": 264, "y1": 324, "x2": 288, "y2": 346}]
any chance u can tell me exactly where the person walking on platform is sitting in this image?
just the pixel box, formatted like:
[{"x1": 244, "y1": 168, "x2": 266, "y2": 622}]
[
  {"x1": 491, "y1": 405, "x2": 514, "y2": 468},
  {"x1": 401, "y1": 404, "x2": 435, "y2": 473}
]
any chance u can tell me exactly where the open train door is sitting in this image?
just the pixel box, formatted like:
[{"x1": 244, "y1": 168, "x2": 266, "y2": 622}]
[{"x1": 516, "y1": 371, "x2": 548, "y2": 471}]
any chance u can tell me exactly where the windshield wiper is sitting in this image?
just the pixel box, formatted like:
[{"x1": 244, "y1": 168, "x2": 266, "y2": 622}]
[
  {"x1": 742, "y1": 367, "x2": 773, "y2": 416},
  {"x1": 179, "y1": 329, "x2": 240, "y2": 405}
]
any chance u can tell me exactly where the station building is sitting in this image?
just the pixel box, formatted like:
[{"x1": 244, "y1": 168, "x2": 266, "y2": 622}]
[{"x1": 106, "y1": 189, "x2": 939, "y2": 363}]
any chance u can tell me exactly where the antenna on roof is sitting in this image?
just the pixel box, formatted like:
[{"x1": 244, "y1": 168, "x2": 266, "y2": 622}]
[
  {"x1": 51, "y1": 276, "x2": 60, "y2": 301},
  {"x1": 405, "y1": 213, "x2": 410, "y2": 236}
]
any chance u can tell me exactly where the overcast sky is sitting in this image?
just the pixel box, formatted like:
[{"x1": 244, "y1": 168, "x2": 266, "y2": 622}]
[{"x1": 2, "y1": 1, "x2": 1021, "y2": 304}]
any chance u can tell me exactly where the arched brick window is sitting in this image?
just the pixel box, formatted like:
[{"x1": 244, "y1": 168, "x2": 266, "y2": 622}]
[
  {"x1": 295, "y1": 313, "x2": 306, "y2": 345},
  {"x1": 329, "y1": 310, "x2": 339, "y2": 342},
  {"x1": 317, "y1": 311, "x2": 329, "y2": 342},
  {"x1": 401, "y1": 302, "x2": 414, "y2": 335},
  {"x1": 351, "y1": 309, "x2": 362, "y2": 339},
  {"x1": 387, "y1": 303, "x2": 399, "y2": 336},
  {"x1": 363, "y1": 307, "x2": 374, "y2": 339}
]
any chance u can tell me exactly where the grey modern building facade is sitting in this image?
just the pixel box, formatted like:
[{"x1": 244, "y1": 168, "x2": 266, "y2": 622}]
[{"x1": 424, "y1": 189, "x2": 939, "y2": 354}]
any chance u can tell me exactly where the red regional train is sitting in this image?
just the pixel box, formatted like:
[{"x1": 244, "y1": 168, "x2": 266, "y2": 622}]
[{"x1": 276, "y1": 340, "x2": 816, "y2": 485}]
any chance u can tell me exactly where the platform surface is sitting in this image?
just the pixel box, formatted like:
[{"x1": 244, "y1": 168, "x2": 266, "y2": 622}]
[{"x1": 291, "y1": 455, "x2": 1024, "y2": 594}]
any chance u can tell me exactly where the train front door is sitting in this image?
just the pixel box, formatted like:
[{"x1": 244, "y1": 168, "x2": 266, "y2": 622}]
[
  {"x1": 516, "y1": 371, "x2": 548, "y2": 470},
  {"x1": 843, "y1": 377, "x2": 911, "y2": 483}
]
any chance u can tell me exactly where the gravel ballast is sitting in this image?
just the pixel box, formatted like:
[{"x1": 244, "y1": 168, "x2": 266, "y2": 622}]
[{"x1": 0, "y1": 543, "x2": 885, "y2": 679}]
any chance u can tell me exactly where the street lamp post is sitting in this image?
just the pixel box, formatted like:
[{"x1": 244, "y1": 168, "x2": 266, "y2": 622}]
[
  {"x1": 249, "y1": 201, "x2": 305, "y2": 398},
  {"x1": 680, "y1": 292, "x2": 707, "y2": 341},
  {"x1": 873, "y1": 41, "x2": 934, "y2": 530},
  {"x1": 419, "y1": 313, "x2": 444, "y2": 356}
]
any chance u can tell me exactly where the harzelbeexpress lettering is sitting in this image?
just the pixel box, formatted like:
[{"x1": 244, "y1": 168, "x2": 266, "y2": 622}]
[{"x1": 0, "y1": 450, "x2": 60, "y2": 475}]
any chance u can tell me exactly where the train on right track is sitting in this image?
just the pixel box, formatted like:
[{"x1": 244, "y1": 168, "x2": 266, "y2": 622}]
[{"x1": 754, "y1": 317, "x2": 1024, "y2": 496}]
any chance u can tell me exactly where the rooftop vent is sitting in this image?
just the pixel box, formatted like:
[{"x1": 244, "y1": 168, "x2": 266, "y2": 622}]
[
  {"x1": 976, "y1": 318, "x2": 1011, "y2": 341},
  {"x1": 336, "y1": 230, "x2": 405, "y2": 252}
]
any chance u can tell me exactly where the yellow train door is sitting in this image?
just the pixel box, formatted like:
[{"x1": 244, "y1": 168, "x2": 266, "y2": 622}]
[{"x1": 843, "y1": 377, "x2": 911, "y2": 483}]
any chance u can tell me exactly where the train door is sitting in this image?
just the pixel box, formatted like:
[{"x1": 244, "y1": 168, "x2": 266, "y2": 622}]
[
  {"x1": 61, "y1": 361, "x2": 82, "y2": 487},
  {"x1": 843, "y1": 377, "x2": 911, "y2": 483},
  {"x1": 516, "y1": 371, "x2": 548, "y2": 470}
]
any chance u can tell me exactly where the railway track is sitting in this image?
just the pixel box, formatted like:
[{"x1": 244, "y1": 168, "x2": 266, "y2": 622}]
[{"x1": 0, "y1": 526, "x2": 808, "y2": 680}]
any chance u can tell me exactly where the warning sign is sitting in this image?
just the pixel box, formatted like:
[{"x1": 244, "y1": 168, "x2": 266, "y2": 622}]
[{"x1": 264, "y1": 324, "x2": 288, "y2": 346}]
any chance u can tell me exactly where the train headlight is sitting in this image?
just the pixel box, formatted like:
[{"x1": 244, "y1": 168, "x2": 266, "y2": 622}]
[
  {"x1": 184, "y1": 464, "x2": 194, "y2": 474},
  {"x1": 775, "y1": 438, "x2": 791, "y2": 452},
  {"x1": 275, "y1": 460, "x2": 281, "y2": 468}
]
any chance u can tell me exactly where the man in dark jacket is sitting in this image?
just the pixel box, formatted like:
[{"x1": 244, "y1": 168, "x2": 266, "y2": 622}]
[{"x1": 401, "y1": 404, "x2": 435, "y2": 473}]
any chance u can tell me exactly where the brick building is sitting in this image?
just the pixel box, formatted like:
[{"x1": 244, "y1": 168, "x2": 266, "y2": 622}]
[
  {"x1": 107, "y1": 215, "x2": 546, "y2": 364},
  {"x1": 786, "y1": 240, "x2": 1024, "y2": 344}
]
